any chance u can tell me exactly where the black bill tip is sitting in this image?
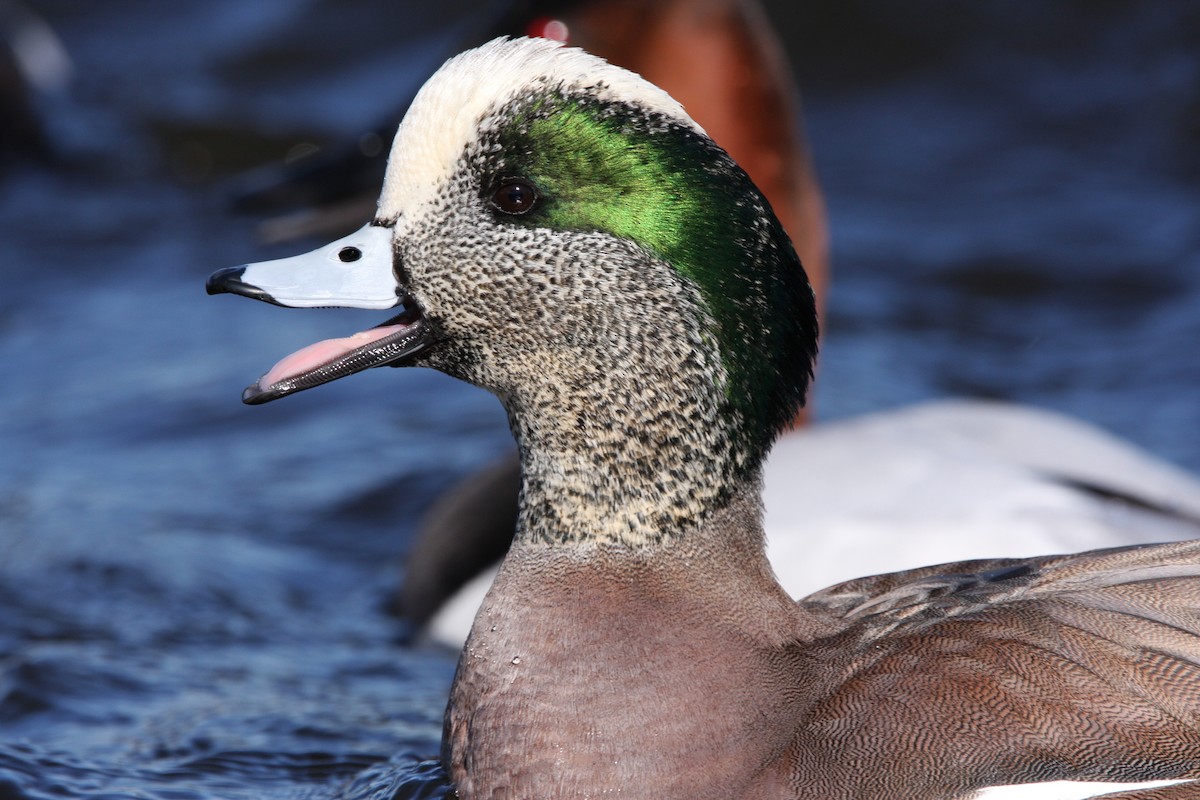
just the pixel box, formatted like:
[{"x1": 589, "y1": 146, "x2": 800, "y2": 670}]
[{"x1": 206, "y1": 266, "x2": 282, "y2": 306}]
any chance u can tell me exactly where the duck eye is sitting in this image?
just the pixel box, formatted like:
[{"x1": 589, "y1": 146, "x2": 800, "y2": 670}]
[
  {"x1": 338, "y1": 246, "x2": 362, "y2": 262},
  {"x1": 491, "y1": 180, "x2": 538, "y2": 215}
]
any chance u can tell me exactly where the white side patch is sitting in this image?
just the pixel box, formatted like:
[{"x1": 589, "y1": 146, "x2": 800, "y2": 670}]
[
  {"x1": 377, "y1": 36, "x2": 703, "y2": 225},
  {"x1": 975, "y1": 778, "x2": 1191, "y2": 799}
]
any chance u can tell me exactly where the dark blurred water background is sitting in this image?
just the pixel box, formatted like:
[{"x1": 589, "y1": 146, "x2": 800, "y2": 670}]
[{"x1": 0, "y1": 1, "x2": 1196, "y2": 797}]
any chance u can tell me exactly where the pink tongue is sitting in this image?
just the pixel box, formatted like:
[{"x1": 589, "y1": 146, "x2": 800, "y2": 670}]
[{"x1": 260, "y1": 324, "x2": 406, "y2": 388}]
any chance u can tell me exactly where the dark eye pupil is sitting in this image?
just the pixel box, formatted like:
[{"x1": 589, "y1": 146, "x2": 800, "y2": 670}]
[
  {"x1": 338, "y1": 246, "x2": 362, "y2": 262},
  {"x1": 493, "y1": 181, "x2": 537, "y2": 215}
]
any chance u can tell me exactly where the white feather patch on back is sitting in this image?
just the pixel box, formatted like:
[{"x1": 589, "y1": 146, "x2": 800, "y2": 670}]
[
  {"x1": 377, "y1": 36, "x2": 702, "y2": 224},
  {"x1": 974, "y1": 778, "x2": 1191, "y2": 799}
]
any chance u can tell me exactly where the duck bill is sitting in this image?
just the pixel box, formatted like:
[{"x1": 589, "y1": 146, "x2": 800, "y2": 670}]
[{"x1": 206, "y1": 222, "x2": 433, "y2": 405}]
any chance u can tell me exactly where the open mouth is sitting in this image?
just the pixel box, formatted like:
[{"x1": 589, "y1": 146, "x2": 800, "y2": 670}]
[
  {"x1": 239, "y1": 297, "x2": 432, "y2": 404},
  {"x1": 206, "y1": 222, "x2": 435, "y2": 404}
]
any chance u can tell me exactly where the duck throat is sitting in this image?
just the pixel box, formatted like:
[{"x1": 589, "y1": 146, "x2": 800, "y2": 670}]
[
  {"x1": 513, "y1": 422, "x2": 742, "y2": 548},
  {"x1": 502, "y1": 348, "x2": 751, "y2": 548}
]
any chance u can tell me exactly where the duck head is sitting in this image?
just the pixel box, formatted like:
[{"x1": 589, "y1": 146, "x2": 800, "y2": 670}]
[{"x1": 209, "y1": 37, "x2": 817, "y2": 544}]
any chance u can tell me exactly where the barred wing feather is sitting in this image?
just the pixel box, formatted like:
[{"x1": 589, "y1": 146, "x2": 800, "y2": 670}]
[{"x1": 792, "y1": 541, "x2": 1200, "y2": 798}]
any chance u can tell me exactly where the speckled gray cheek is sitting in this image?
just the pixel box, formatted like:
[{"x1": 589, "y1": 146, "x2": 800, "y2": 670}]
[{"x1": 395, "y1": 148, "x2": 744, "y2": 546}]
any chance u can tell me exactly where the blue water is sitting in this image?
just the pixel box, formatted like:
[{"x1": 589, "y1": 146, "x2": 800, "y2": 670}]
[{"x1": 1, "y1": 1, "x2": 1197, "y2": 797}]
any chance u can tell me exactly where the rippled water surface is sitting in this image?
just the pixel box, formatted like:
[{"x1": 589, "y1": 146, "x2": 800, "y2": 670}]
[{"x1": 1, "y1": 1, "x2": 1197, "y2": 797}]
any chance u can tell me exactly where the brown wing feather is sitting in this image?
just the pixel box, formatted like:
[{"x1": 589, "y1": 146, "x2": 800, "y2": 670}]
[{"x1": 789, "y1": 541, "x2": 1200, "y2": 798}]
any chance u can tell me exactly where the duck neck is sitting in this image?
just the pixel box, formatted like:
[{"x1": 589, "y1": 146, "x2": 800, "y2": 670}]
[{"x1": 504, "y1": 374, "x2": 756, "y2": 549}]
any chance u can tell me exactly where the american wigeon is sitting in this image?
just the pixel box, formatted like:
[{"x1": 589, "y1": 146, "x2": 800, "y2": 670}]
[{"x1": 209, "y1": 37, "x2": 1200, "y2": 799}]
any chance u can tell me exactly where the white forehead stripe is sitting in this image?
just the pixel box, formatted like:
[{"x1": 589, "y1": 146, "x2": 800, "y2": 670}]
[{"x1": 377, "y1": 36, "x2": 703, "y2": 224}]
